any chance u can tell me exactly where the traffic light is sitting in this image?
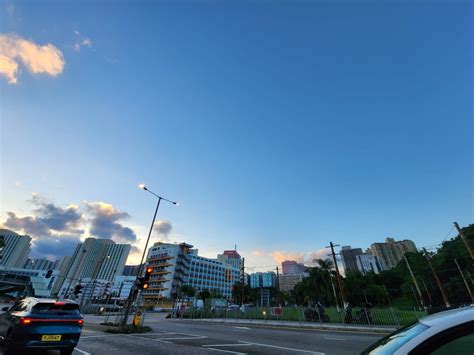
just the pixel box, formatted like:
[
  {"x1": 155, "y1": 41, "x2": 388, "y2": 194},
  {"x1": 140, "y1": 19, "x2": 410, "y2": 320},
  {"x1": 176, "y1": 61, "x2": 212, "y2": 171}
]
[
  {"x1": 45, "y1": 269, "x2": 53, "y2": 278},
  {"x1": 141, "y1": 267, "x2": 153, "y2": 290}
]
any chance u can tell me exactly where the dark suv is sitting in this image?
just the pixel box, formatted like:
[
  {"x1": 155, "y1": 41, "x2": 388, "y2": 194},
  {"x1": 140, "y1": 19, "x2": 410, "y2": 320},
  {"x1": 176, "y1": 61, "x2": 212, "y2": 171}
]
[{"x1": 0, "y1": 297, "x2": 84, "y2": 355}]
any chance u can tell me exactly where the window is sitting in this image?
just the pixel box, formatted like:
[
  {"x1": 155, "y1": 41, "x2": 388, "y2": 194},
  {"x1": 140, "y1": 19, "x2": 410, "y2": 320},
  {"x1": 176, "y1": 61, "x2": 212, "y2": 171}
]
[
  {"x1": 411, "y1": 321, "x2": 474, "y2": 355},
  {"x1": 431, "y1": 333, "x2": 474, "y2": 355},
  {"x1": 33, "y1": 303, "x2": 80, "y2": 315},
  {"x1": 9, "y1": 301, "x2": 28, "y2": 313},
  {"x1": 363, "y1": 322, "x2": 429, "y2": 354}
]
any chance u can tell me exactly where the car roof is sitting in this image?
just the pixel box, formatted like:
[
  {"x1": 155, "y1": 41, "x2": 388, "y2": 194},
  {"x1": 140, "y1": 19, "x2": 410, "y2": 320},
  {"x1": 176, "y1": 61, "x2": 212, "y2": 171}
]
[{"x1": 419, "y1": 305, "x2": 474, "y2": 327}]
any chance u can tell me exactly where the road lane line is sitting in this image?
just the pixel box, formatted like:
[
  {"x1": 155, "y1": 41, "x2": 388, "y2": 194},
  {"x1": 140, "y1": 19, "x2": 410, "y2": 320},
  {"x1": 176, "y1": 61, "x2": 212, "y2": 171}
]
[
  {"x1": 204, "y1": 347, "x2": 247, "y2": 355},
  {"x1": 74, "y1": 348, "x2": 91, "y2": 355},
  {"x1": 81, "y1": 334, "x2": 124, "y2": 339},
  {"x1": 324, "y1": 337, "x2": 346, "y2": 341},
  {"x1": 238, "y1": 341, "x2": 325, "y2": 354},
  {"x1": 203, "y1": 344, "x2": 250, "y2": 347},
  {"x1": 159, "y1": 336, "x2": 208, "y2": 340},
  {"x1": 234, "y1": 326, "x2": 250, "y2": 330}
]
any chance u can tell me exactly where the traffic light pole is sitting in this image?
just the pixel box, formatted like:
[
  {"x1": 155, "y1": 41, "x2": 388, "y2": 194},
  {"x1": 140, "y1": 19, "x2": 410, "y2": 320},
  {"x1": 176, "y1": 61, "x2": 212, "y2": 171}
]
[{"x1": 121, "y1": 197, "x2": 161, "y2": 327}]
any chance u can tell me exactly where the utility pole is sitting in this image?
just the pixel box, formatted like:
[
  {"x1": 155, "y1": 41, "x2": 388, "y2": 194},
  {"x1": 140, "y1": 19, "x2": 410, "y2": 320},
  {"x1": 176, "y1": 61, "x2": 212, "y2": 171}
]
[
  {"x1": 241, "y1": 257, "x2": 245, "y2": 306},
  {"x1": 327, "y1": 242, "x2": 345, "y2": 306},
  {"x1": 454, "y1": 222, "x2": 474, "y2": 260},
  {"x1": 420, "y1": 278, "x2": 433, "y2": 305},
  {"x1": 411, "y1": 284, "x2": 421, "y2": 307},
  {"x1": 382, "y1": 285, "x2": 392, "y2": 306},
  {"x1": 454, "y1": 259, "x2": 474, "y2": 303},
  {"x1": 423, "y1": 248, "x2": 450, "y2": 307},
  {"x1": 276, "y1": 266, "x2": 280, "y2": 291},
  {"x1": 404, "y1": 255, "x2": 424, "y2": 307}
]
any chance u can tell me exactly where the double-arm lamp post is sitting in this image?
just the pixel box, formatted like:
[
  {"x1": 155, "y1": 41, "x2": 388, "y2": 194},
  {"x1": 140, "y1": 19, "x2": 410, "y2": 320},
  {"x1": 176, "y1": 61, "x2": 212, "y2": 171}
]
[{"x1": 120, "y1": 184, "x2": 178, "y2": 327}]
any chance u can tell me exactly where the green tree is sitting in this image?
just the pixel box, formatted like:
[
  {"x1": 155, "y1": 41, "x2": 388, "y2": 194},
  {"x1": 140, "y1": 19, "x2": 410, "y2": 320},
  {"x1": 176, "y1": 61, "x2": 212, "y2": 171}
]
[{"x1": 181, "y1": 285, "x2": 195, "y2": 298}]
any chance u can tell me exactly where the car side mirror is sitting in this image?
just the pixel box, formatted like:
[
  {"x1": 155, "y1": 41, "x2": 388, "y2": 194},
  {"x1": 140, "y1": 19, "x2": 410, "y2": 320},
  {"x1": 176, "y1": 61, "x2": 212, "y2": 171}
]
[{"x1": 2, "y1": 307, "x2": 9, "y2": 312}]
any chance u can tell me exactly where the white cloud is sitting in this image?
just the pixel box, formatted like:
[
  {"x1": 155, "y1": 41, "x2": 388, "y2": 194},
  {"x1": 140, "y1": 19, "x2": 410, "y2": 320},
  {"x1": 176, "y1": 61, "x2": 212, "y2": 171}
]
[
  {"x1": 0, "y1": 54, "x2": 18, "y2": 83},
  {"x1": 73, "y1": 31, "x2": 92, "y2": 52},
  {"x1": 249, "y1": 248, "x2": 330, "y2": 268},
  {"x1": 0, "y1": 33, "x2": 65, "y2": 84}
]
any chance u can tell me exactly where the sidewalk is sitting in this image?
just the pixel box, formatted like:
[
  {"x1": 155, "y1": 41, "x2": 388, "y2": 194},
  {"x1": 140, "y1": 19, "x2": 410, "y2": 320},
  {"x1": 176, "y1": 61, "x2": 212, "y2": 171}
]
[{"x1": 180, "y1": 317, "x2": 397, "y2": 334}]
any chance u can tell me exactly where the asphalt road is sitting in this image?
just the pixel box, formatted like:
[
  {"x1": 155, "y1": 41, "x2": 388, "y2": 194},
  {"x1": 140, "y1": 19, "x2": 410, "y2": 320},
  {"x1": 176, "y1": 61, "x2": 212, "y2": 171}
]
[{"x1": 67, "y1": 314, "x2": 384, "y2": 355}]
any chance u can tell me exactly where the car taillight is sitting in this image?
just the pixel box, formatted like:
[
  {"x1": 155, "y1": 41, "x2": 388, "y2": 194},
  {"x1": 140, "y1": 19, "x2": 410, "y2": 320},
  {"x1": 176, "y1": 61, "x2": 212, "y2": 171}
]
[
  {"x1": 20, "y1": 317, "x2": 32, "y2": 325},
  {"x1": 78, "y1": 319, "x2": 84, "y2": 325}
]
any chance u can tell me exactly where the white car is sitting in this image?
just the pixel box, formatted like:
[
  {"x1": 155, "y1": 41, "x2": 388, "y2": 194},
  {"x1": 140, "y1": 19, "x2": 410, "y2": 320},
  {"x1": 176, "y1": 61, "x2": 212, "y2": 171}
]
[{"x1": 362, "y1": 306, "x2": 474, "y2": 355}]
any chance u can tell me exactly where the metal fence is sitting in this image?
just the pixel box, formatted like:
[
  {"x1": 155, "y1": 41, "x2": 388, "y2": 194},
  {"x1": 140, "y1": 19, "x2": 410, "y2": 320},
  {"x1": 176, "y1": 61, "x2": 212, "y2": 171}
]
[{"x1": 183, "y1": 305, "x2": 458, "y2": 328}]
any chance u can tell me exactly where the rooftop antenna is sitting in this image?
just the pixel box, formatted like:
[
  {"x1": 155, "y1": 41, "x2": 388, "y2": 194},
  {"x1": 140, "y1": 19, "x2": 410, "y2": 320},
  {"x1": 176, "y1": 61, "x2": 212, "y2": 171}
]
[{"x1": 235, "y1": 244, "x2": 237, "y2": 251}]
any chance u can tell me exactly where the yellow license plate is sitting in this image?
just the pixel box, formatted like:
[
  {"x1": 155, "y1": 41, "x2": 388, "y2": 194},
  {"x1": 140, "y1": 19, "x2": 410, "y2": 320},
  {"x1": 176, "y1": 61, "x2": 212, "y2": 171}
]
[{"x1": 41, "y1": 335, "x2": 62, "y2": 341}]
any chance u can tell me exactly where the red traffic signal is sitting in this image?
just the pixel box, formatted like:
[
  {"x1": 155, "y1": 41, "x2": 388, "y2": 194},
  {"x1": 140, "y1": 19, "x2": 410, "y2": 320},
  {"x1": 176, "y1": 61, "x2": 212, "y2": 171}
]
[{"x1": 144, "y1": 267, "x2": 153, "y2": 283}]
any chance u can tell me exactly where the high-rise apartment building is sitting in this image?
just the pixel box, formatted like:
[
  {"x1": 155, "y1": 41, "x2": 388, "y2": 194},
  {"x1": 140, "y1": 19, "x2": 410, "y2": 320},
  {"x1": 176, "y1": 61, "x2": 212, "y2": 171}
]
[
  {"x1": 24, "y1": 257, "x2": 60, "y2": 271},
  {"x1": 249, "y1": 272, "x2": 277, "y2": 288},
  {"x1": 96, "y1": 243, "x2": 130, "y2": 281},
  {"x1": 142, "y1": 242, "x2": 193, "y2": 305},
  {"x1": 340, "y1": 246, "x2": 363, "y2": 273},
  {"x1": 370, "y1": 238, "x2": 417, "y2": 270},
  {"x1": 217, "y1": 250, "x2": 242, "y2": 270},
  {"x1": 278, "y1": 274, "x2": 303, "y2": 292},
  {"x1": 122, "y1": 264, "x2": 143, "y2": 276},
  {"x1": 356, "y1": 254, "x2": 382, "y2": 274},
  {"x1": 0, "y1": 229, "x2": 31, "y2": 270},
  {"x1": 281, "y1": 260, "x2": 307, "y2": 275},
  {"x1": 186, "y1": 249, "x2": 241, "y2": 300},
  {"x1": 56, "y1": 238, "x2": 130, "y2": 297}
]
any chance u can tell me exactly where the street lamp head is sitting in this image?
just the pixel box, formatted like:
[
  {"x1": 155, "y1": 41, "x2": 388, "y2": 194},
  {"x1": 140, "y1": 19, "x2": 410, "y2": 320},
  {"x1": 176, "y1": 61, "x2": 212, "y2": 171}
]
[
  {"x1": 138, "y1": 183, "x2": 147, "y2": 190},
  {"x1": 174, "y1": 202, "x2": 179, "y2": 206}
]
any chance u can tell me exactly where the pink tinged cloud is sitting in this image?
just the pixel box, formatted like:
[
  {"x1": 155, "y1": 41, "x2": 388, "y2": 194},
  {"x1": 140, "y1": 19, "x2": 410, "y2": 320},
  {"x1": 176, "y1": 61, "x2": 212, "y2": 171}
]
[
  {"x1": 0, "y1": 33, "x2": 65, "y2": 84},
  {"x1": 0, "y1": 54, "x2": 18, "y2": 83}
]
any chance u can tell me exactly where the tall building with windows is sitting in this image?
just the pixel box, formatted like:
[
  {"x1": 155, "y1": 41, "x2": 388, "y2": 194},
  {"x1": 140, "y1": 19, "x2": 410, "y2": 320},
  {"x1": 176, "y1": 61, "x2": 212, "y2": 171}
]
[
  {"x1": 340, "y1": 246, "x2": 363, "y2": 273},
  {"x1": 217, "y1": 250, "x2": 242, "y2": 271},
  {"x1": 249, "y1": 272, "x2": 276, "y2": 288},
  {"x1": 0, "y1": 229, "x2": 31, "y2": 270},
  {"x1": 24, "y1": 258, "x2": 60, "y2": 271},
  {"x1": 142, "y1": 242, "x2": 193, "y2": 305},
  {"x1": 281, "y1": 260, "x2": 307, "y2": 275},
  {"x1": 186, "y1": 249, "x2": 241, "y2": 300},
  {"x1": 96, "y1": 243, "x2": 130, "y2": 281},
  {"x1": 356, "y1": 254, "x2": 382, "y2": 274},
  {"x1": 56, "y1": 238, "x2": 130, "y2": 297},
  {"x1": 370, "y1": 238, "x2": 417, "y2": 270}
]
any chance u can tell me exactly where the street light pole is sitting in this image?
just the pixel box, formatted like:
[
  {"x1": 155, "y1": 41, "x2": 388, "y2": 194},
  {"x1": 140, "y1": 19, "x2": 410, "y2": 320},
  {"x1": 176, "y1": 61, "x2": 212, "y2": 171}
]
[{"x1": 120, "y1": 184, "x2": 178, "y2": 327}]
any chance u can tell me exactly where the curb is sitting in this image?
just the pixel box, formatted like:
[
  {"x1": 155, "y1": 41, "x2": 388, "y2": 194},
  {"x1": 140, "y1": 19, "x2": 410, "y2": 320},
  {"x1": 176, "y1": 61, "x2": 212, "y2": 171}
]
[{"x1": 174, "y1": 318, "x2": 396, "y2": 334}]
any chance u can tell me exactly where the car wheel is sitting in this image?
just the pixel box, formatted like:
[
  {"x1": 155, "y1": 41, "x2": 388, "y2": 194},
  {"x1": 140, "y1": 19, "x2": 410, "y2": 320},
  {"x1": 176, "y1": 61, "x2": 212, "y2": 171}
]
[
  {"x1": 60, "y1": 347, "x2": 75, "y2": 355},
  {"x1": 0, "y1": 329, "x2": 12, "y2": 355}
]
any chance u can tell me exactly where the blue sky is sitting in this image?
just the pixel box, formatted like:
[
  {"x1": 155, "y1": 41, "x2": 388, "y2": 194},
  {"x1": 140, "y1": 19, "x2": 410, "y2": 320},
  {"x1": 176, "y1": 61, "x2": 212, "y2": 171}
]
[{"x1": 0, "y1": 0, "x2": 472, "y2": 269}]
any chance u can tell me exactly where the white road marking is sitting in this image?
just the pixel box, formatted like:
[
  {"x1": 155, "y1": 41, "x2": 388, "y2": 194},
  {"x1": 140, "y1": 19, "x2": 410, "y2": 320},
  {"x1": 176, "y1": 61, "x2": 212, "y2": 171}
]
[
  {"x1": 159, "y1": 336, "x2": 208, "y2": 340},
  {"x1": 324, "y1": 337, "x2": 346, "y2": 341},
  {"x1": 203, "y1": 344, "x2": 251, "y2": 347},
  {"x1": 74, "y1": 348, "x2": 91, "y2": 355},
  {"x1": 234, "y1": 326, "x2": 250, "y2": 330},
  {"x1": 238, "y1": 341, "x2": 325, "y2": 354},
  {"x1": 205, "y1": 347, "x2": 247, "y2": 355},
  {"x1": 81, "y1": 334, "x2": 123, "y2": 339}
]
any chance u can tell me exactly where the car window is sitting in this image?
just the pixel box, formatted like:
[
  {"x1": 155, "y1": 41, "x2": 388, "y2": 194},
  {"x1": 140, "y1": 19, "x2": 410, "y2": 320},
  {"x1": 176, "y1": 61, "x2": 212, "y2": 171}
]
[
  {"x1": 32, "y1": 303, "x2": 80, "y2": 315},
  {"x1": 362, "y1": 322, "x2": 429, "y2": 355},
  {"x1": 430, "y1": 332, "x2": 474, "y2": 355},
  {"x1": 9, "y1": 301, "x2": 27, "y2": 313}
]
